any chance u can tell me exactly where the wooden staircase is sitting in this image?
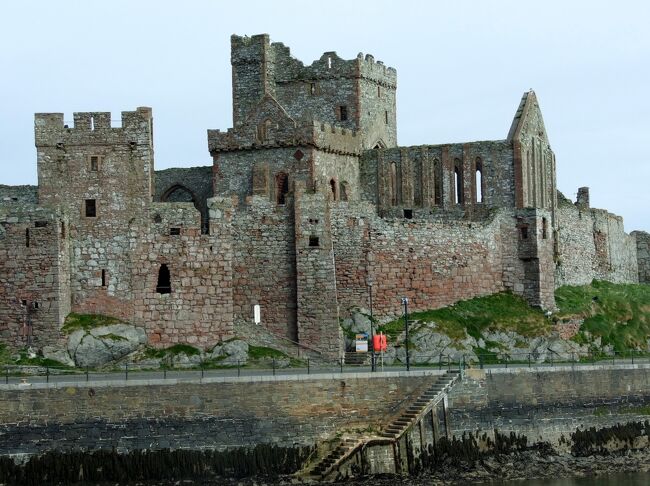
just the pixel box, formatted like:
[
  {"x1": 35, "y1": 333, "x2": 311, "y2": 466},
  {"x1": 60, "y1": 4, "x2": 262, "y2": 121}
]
[{"x1": 302, "y1": 370, "x2": 460, "y2": 480}]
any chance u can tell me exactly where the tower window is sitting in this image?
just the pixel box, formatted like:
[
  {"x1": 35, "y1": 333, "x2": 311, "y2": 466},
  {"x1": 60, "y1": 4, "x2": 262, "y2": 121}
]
[
  {"x1": 101, "y1": 269, "x2": 107, "y2": 287},
  {"x1": 377, "y1": 86, "x2": 381, "y2": 98},
  {"x1": 330, "y1": 179, "x2": 337, "y2": 200},
  {"x1": 156, "y1": 264, "x2": 171, "y2": 294},
  {"x1": 403, "y1": 209, "x2": 413, "y2": 219},
  {"x1": 276, "y1": 172, "x2": 289, "y2": 205},
  {"x1": 385, "y1": 110, "x2": 389, "y2": 124},
  {"x1": 337, "y1": 105, "x2": 348, "y2": 121},
  {"x1": 169, "y1": 227, "x2": 181, "y2": 236},
  {"x1": 309, "y1": 236, "x2": 320, "y2": 247},
  {"x1": 25, "y1": 229, "x2": 30, "y2": 248},
  {"x1": 310, "y1": 83, "x2": 317, "y2": 95},
  {"x1": 520, "y1": 225, "x2": 529, "y2": 240},
  {"x1": 542, "y1": 218, "x2": 548, "y2": 239},
  {"x1": 90, "y1": 156, "x2": 99, "y2": 171},
  {"x1": 85, "y1": 199, "x2": 96, "y2": 218}
]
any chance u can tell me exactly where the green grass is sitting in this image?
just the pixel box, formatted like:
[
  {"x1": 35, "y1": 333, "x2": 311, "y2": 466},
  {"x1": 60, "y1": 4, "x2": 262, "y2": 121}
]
[
  {"x1": 0, "y1": 344, "x2": 10, "y2": 365},
  {"x1": 556, "y1": 280, "x2": 650, "y2": 352},
  {"x1": 378, "y1": 292, "x2": 551, "y2": 341},
  {"x1": 620, "y1": 405, "x2": 650, "y2": 416},
  {"x1": 61, "y1": 313, "x2": 123, "y2": 334},
  {"x1": 144, "y1": 343, "x2": 201, "y2": 359},
  {"x1": 247, "y1": 346, "x2": 304, "y2": 367}
]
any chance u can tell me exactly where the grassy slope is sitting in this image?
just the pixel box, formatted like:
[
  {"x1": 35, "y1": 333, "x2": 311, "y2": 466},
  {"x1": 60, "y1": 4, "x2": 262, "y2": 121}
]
[
  {"x1": 378, "y1": 281, "x2": 650, "y2": 352},
  {"x1": 379, "y1": 292, "x2": 552, "y2": 341},
  {"x1": 556, "y1": 280, "x2": 650, "y2": 352}
]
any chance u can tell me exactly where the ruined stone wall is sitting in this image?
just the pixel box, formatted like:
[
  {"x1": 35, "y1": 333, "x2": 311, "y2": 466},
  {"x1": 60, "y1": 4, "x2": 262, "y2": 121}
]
[
  {"x1": 230, "y1": 196, "x2": 297, "y2": 341},
  {"x1": 344, "y1": 210, "x2": 509, "y2": 318},
  {"x1": 0, "y1": 185, "x2": 38, "y2": 204},
  {"x1": 0, "y1": 204, "x2": 69, "y2": 348},
  {"x1": 360, "y1": 141, "x2": 515, "y2": 217},
  {"x1": 154, "y1": 166, "x2": 213, "y2": 231},
  {"x1": 555, "y1": 198, "x2": 638, "y2": 287},
  {"x1": 212, "y1": 147, "x2": 312, "y2": 202},
  {"x1": 632, "y1": 231, "x2": 650, "y2": 284},
  {"x1": 122, "y1": 202, "x2": 233, "y2": 348},
  {"x1": 508, "y1": 91, "x2": 557, "y2": 213},
  {"x1": 312, "y1": 150, "x2": 359, "y2": 203}
]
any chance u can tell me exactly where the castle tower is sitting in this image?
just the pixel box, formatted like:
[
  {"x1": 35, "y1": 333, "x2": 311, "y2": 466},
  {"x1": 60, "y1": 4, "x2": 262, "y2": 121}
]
[{"x1": 34, "y1": 107, "x2": 155, "y2": 319}]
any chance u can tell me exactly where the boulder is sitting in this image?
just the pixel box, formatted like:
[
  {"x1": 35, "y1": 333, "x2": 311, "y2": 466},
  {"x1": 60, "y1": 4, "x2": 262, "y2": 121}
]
[
  {"x1": 67, "y1": 324, "x2": 147, "y2": 368},
  {"x1": 210, "y1": 339, "x2": 249, "y2": 365},
  {"x1": 41, "y1": 345, "x2": 75, "y2": 367}
]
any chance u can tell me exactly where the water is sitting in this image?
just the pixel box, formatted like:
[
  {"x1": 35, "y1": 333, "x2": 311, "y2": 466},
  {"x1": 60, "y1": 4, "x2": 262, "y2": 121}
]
[{"x1": 490, "y1": 472, "x2": 650, "y2": 485}]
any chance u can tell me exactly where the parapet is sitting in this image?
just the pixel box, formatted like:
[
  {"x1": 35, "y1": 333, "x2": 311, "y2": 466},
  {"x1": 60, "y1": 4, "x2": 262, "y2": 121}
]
[
  {"x1": 208, "y1": 120, "x2": 362, "y2": 156},
  {"x1": 35, "y1": 107, "x2": 153, "y2": 147},
  {"x1": 231, "y1": 33, "x2": 396, "y2": 87}
]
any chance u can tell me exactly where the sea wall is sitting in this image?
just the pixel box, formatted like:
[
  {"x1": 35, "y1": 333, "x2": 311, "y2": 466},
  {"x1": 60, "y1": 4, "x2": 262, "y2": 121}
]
[
  {"x1": 0, "y1": 371, "x2": 437, "y2": 456},
  {"x1": 448, "y1": 364, "x2": 650, "y2": 442}
]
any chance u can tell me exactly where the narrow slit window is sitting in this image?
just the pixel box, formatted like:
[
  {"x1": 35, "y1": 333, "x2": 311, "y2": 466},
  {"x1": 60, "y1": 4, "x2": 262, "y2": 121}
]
[
  {"x1": 542, "y1": 218, "x2": 548, "y2": 239},
  {"x1": 90, "y1": 156, "x2": 99, "y2": 171},
  {"x1": 85, "y1": 199, "x2": 96, "y2": 218},
  {"x1": 521, "y1": 225, "x2": 529, "y2": 240},
  {"x1": 309, "y1": 236, "x2": 320, "y2": 247},
  {"x1": 385, "y1": 110, "x2": 389, "y2": 124},
  {"x1": 377, "y1": 86, "x2": 381, "y2": 98},
  {"x1": 156, "y1": 264, "x2": 171, "y2": 294},
  {"x1": 101, "y1": 269, "x2": 107, "y2": 287},
  {"x1": 475, "y1": 158, "x2": 483, "y2": 203},
  {"x1": 25, "y1": 228, "x2": 30, "y2": 248},
  {"x1": 276, "y1": 172, "x2": 289, "y2": 205},
  {"x1": 61, "y1": 221, "x2": 65, "y2": 239},
  {"x1": 338, "y1": 105, "x2": 348, "y2": 121}
]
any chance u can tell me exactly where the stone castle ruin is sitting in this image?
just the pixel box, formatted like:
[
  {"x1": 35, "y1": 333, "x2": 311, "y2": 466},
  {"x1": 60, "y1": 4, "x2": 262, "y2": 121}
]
[{"x1": 1, "y1": 34, "x2": 648, "y2": 359}]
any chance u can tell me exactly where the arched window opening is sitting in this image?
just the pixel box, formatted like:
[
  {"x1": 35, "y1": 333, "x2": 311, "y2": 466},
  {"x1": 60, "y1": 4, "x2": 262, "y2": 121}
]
[
  {"x1": 161, "y1": 184, "x2": 207, "y2": 235},
  {"x1": 433, "y1": 158, "x2": 442, "y2": 206},
  {"x1": 276, "y1": 172, "x2": 289, "y2": 205},
  {"x1": 330, "y1": 179, "x2": 337, "y2": 200},
  {"x1": 390, "y1": 162, "x2": 398, "y2": 206},
  {"x1": 257, "y1": 118, "x2": 272, "y2": 142},
  {"x1": 453, "y1": 158, "x2": 463, "y2": 204},
  {"x1": 339, "y1": 181, "x2": 349, "y2": 202},
  {"x1": 475, "y1": 158, "x2": 483, "y2": 203},
  {"x1": 156, "y1": 264, "x2": 171, "y2": 294}
]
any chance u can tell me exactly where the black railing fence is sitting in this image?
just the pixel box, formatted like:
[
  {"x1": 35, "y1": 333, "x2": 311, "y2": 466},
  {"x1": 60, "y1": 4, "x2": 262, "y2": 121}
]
[{"x1": 2, "y1": 350, "x2": 649, "y2": 385}]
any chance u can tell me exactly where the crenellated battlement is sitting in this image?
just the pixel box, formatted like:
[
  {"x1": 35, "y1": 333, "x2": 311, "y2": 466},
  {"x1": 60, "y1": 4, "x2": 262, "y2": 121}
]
[
  {"x1": 208, "y1": 119, "x2": 361, "y2": 156},
  {"x1": 35, "y1": 107, "x2": 153, "y2": 147}
]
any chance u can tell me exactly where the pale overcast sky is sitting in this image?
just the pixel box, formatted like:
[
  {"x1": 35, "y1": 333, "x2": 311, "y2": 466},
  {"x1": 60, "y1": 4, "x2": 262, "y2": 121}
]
[{"x1": 1, "y1": 0, "x2": 648, "y2": 231}]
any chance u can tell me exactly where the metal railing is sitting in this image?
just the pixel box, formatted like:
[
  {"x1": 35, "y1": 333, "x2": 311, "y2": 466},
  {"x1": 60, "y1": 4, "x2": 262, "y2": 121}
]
[{"x1": 2, "y1": 350, "x2": 648, "y2": 385}]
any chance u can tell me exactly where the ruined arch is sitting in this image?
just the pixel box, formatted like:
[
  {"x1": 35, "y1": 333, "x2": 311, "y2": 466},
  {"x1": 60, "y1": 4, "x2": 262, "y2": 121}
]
[{"x1": 161, "y1": 184, "x2": 208, "y2": 234}]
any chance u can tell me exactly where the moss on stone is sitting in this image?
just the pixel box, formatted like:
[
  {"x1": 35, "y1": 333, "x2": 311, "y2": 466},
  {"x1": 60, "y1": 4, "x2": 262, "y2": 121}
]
[{"x1": 61, "y1": 313, "x2": 123, "y2": 334}]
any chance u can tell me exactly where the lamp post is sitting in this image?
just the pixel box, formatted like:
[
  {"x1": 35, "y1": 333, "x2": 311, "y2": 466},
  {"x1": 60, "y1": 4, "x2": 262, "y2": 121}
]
[
  {"x1": 402, "y1": 297, "x2": 410, "y2": 371},
  {"x1": 369, "y1": 281, "x2": 375, "y2": 372}
]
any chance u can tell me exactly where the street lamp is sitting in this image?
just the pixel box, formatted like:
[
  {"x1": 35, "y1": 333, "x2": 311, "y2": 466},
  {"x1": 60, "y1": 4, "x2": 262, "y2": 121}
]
[
  {"x1": 402, "y1": 297, "x2": 410, "y2": 371},
  {"x1": 368, "y1": 281, "x2": 375, "y2": 372}
]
